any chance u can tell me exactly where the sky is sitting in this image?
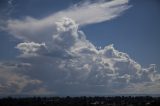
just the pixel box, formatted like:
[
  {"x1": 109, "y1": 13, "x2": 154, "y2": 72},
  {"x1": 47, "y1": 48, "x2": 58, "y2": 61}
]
[{"x1": 0, "y1": 0, "x2": 160, "y2": 96}]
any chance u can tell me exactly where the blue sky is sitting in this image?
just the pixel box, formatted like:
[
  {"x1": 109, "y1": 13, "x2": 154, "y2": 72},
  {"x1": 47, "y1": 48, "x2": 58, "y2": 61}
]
[
  {"x1": 0, "y1": 0, "x2": 160, "y2": 96},
  {"x1": 0, "y1": 0, "x2": 160, "y2": 67},
  {"x1": 82, "y1": 0, "x2": 160, "y2": 67}
]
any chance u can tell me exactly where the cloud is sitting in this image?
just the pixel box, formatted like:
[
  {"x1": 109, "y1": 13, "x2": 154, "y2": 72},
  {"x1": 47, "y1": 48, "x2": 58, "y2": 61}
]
[
  {"x1": 7, "y1": 0, "x2": 15, "y2": 15},
  {"x1": 1, "y1": 0, "x2": 160, "y2": 95},
  {"x1": 5, "y1": 0, "x2": 130, "y2": 41},
  {"x1": 51, "y1": 0, "x2": 130, "y2": 25},
  {"x1": 2, "y1": 17, "x2": 160, "y2": 95},
  {"x1": 16, "y1": 42, "x2": 47, "y2": 57},
  {"x1": 0, "y1": 62, "x2": 42, "y2": 95}
]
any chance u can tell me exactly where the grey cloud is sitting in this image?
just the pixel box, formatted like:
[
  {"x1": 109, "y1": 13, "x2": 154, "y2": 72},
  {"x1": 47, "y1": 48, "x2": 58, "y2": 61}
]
[{"x1": 0, "y1": 62, "x2": 42, "y2": 95}]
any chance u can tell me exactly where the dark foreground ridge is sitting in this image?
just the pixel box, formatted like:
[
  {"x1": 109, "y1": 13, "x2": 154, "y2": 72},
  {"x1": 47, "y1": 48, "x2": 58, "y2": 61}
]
[{"x1": 0, "y1": 96, "x2": 160, "y2": 106}]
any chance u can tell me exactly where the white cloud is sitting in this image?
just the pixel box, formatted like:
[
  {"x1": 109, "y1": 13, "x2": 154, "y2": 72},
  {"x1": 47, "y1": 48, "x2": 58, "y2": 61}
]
[
  {"x1": 16, "y1": 42, "x2": 47, "y2": 57},
  {"x1": 51, "y1": 0, "x2": 130, "y2": 25},
  {"x1": 2, "y1": 17, "x2": 159, "y2": 95},
  {"x1": 6, "y1": 0, "x2": 130, "y2": 41}
]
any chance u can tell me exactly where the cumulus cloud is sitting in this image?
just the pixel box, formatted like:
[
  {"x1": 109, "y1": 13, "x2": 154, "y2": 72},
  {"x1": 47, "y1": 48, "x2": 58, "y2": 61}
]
[
  {"x1": 1, "y1": 0, "x2": 160, "y2": 95},
  {"x1": 2, "y1": 17, "x2": 160, "y2": 95},
  {"x1": 16, "y1": 42, "x2": 47, "y2": 57}
]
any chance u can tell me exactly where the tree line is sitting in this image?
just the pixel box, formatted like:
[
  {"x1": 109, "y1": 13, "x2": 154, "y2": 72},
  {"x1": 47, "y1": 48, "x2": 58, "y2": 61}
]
[{"x1": 0, "y1": 96, "x2": 160, "y2": 106}]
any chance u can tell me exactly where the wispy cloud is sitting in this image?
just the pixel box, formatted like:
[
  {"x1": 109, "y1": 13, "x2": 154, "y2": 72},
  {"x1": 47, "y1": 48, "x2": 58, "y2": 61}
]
[
  {"x1": 6, "y1": 0, "x2": 130, "y2": 41},
  {"x1": 47, "y1": 0, "x2": 130, "y2": 25}
]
